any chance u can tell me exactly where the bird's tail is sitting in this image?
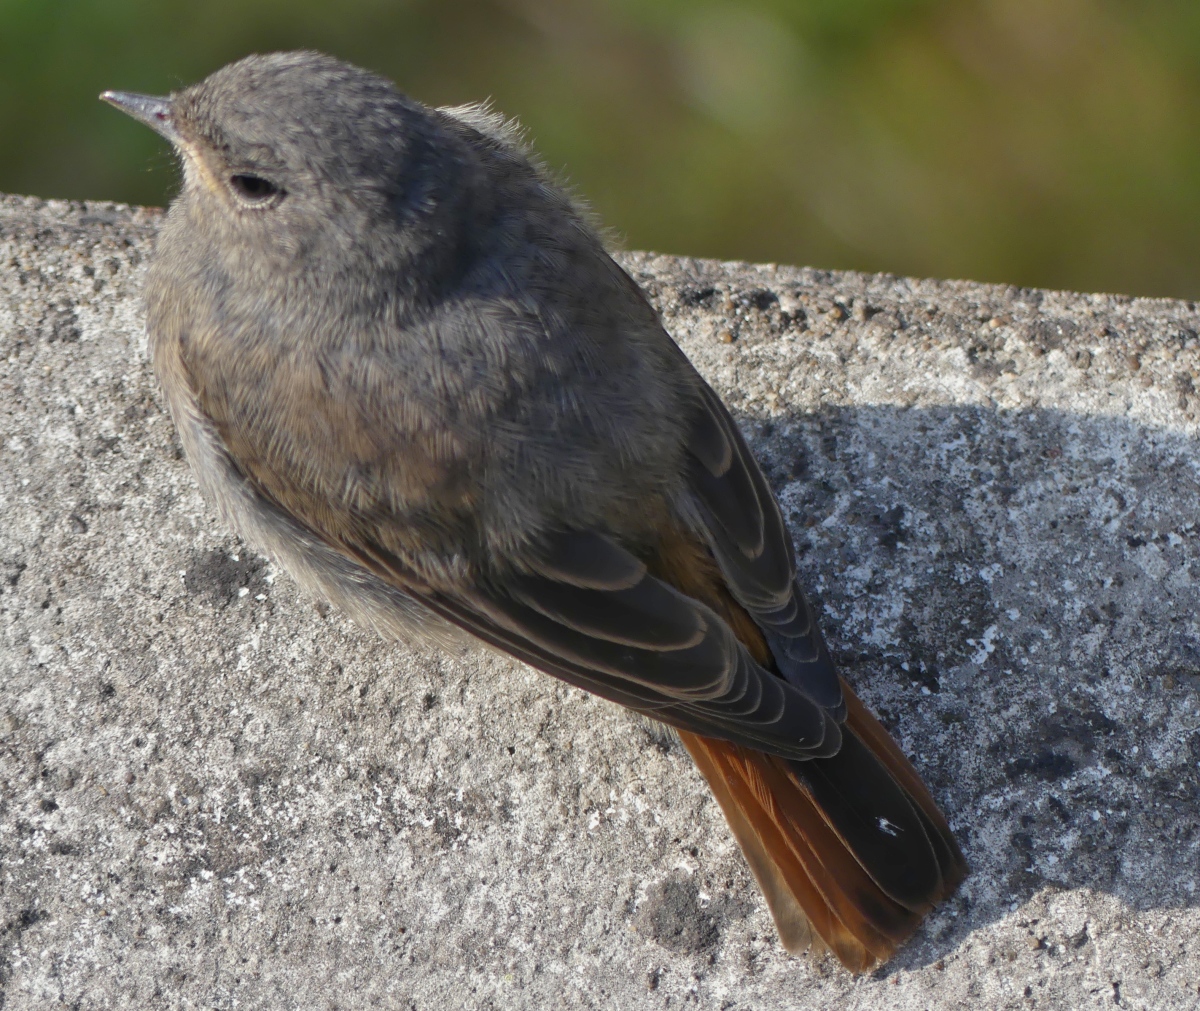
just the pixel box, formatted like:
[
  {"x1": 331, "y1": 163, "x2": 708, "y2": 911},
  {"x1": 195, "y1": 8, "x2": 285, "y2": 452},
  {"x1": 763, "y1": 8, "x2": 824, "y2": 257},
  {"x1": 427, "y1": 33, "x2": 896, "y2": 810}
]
[{"x1": 678, "y1": 679, "x2": 966, "y2": 972}]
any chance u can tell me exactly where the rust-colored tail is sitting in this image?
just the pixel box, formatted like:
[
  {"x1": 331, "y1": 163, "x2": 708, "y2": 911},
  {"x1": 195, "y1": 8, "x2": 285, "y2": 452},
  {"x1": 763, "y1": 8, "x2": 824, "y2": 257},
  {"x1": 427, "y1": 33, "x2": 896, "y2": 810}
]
[
  {"x1": 647, "y1": 526, "x2": 966, "y2": 969},
  {"x1": 678, "y1": 681, "x2": 966, "y2": 971}
]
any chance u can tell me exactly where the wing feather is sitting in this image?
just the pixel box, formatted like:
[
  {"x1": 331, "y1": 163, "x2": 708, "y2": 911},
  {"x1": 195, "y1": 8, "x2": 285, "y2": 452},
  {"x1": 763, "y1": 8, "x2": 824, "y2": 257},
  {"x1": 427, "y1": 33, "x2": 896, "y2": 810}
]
[
  {"x1": 334, "y1": 529, "x2": 843, "y2": 759},
  {"x1": 684, "y1": 382, "x2": 844, "y2": 715}
]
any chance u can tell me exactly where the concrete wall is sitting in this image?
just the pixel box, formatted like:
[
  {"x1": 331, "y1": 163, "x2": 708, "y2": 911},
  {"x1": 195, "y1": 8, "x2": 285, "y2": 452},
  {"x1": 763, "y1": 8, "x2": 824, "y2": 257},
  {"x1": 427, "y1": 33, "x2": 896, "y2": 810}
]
[{"x1": 2, "y1": 192, "x2": 1199, "y2": 1008}]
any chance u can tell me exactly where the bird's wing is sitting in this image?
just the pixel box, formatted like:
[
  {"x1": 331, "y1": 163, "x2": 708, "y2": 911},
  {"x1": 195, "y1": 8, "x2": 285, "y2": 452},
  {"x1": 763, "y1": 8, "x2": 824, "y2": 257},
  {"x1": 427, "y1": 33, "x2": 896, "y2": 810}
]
[
  {"x1": 682, "y1": 379, "x2": 844, "y2": 716},
  {"x1": 329, "y1": 525, "x2": 843, "y2": 761}
]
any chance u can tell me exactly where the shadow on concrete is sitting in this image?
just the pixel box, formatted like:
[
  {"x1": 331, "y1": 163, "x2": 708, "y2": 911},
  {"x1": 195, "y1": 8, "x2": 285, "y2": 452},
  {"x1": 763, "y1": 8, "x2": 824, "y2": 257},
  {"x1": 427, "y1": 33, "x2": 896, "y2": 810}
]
[{"x1": 726, "y1": 400, "x2": 1200, "y2": 969}]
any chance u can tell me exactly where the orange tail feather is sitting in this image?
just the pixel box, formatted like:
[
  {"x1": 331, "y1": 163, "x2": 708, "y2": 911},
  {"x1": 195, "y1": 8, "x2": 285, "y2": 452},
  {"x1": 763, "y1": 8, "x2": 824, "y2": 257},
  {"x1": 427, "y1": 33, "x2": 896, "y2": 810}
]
[{"x1": 678, "y1": 680, "x2": 966, "y2": 971}]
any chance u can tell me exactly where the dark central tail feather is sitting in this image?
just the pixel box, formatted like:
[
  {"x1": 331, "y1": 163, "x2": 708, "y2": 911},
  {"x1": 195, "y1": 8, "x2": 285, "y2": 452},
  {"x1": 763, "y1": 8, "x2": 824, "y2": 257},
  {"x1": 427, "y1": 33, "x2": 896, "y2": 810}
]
[
  {"x1": 678, "y1": 679, "x2": 966, "y2": 971},
  {"x1": 790, "y1": 720, "x2": 943, "y2": 912},
  {"x1": 835, "y1": 680, "x2": 966, "y2": 904}
]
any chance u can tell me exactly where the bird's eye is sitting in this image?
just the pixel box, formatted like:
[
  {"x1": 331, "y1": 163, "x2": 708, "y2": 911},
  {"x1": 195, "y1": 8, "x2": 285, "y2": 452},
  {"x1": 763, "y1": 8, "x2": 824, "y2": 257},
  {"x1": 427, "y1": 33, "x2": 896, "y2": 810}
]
[{"x1": 229, "y1": 173, "x2": 282, "y2": 205}]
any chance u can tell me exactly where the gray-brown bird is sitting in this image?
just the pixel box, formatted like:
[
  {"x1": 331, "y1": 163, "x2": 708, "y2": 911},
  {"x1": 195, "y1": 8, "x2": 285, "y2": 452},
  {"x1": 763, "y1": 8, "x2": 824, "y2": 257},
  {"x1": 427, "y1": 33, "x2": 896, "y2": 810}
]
[{"x1": 102, "y1": 51, "x2": 965, "y2": 971}]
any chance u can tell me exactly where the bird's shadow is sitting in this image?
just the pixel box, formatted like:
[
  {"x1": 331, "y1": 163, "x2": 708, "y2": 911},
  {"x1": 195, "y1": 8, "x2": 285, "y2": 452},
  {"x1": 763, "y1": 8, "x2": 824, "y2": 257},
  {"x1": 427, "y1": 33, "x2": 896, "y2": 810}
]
[{"x1": 733, "y1": 399, "x2": 1200, "y2": 969}]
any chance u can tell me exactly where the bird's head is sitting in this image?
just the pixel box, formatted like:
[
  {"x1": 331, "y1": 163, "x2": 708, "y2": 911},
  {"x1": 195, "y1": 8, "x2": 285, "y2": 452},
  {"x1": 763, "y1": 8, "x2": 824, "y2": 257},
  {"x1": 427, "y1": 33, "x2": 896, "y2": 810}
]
[{"x1": 103, "y1": 51, "x2": 463, "y2": 281}]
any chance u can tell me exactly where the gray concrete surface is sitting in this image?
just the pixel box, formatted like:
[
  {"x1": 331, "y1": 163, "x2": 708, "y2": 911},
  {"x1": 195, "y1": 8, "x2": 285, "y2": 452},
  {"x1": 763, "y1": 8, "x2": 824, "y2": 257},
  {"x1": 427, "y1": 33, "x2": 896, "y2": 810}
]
[{"x1": 2, "y1": 191, "x2": 1200, "y2": 1009}]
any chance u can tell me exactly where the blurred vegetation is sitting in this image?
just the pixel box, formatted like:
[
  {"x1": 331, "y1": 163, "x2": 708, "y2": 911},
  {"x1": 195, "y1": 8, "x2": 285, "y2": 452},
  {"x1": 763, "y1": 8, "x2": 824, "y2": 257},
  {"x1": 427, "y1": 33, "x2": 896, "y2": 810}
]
[{"x1": 3, "y1": 0, "x2": 1200, "y2": 297}]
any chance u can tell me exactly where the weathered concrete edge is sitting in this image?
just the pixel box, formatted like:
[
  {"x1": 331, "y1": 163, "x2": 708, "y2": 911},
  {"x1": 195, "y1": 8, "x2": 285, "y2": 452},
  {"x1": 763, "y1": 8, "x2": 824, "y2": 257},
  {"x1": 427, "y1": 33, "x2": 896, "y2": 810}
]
[{"x1": 4, "y1": 191, "x2": 1200, "y2": 1010}]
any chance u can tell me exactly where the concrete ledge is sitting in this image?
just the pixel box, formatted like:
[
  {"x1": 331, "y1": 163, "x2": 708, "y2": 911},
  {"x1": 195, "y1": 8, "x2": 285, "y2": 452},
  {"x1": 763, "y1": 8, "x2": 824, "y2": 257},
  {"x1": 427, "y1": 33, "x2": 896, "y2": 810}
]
[{"x1": 2, "y1": 192, "x2": 1200, "y2": 1008}]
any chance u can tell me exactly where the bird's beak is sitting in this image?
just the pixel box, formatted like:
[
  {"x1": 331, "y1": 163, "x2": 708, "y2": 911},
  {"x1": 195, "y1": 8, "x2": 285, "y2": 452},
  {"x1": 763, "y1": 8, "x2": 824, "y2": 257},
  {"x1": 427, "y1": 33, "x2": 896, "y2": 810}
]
[{"x1": 100, "y1": 91, "x2": 181, "y2": 145}]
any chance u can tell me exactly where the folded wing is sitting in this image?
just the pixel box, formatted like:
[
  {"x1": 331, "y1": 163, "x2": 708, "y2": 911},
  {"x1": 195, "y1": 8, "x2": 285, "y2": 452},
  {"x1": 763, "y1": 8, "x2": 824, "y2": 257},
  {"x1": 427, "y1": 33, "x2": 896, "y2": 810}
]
[
  {"x1": 337, "y1": 527, "x2": 845, "y2": 762},
  {"x1": 684, "y1": 381, "x2": 844, "y2": 715}
]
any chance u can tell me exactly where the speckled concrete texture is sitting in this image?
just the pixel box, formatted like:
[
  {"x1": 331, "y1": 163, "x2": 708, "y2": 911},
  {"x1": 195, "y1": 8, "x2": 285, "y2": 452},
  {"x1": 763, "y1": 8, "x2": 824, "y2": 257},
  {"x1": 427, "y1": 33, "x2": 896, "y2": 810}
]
[{"x1": 2, "y1": 192, "x2": 1200, "y2": 1009}]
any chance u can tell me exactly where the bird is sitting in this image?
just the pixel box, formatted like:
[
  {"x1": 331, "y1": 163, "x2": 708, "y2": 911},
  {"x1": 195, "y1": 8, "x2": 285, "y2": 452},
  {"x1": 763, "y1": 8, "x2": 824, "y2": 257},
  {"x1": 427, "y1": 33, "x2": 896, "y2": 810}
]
[{"x1": 101, "y1": 50, "x2": 965, "y2": 971}]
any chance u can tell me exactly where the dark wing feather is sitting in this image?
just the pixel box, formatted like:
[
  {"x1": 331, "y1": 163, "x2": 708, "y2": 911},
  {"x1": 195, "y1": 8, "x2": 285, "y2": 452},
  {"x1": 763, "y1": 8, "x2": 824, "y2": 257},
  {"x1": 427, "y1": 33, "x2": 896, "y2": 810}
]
[
  {"x1": 506, "y1": 569, "x2": 705, "y2": 651},
  {"x1": 335, "y1": 529, "x2": 843, "y2": 761},
  {"x1": 684, "y1": 381, "x2": 844, "y2": 717}
]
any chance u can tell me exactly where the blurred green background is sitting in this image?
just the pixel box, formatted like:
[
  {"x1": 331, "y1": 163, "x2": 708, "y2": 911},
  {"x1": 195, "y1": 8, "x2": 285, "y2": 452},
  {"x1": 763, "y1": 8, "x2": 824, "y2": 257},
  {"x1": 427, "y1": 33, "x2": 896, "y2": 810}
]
[{"x1": 3, "y1": 0, "x2": 1200, "y2": 298}]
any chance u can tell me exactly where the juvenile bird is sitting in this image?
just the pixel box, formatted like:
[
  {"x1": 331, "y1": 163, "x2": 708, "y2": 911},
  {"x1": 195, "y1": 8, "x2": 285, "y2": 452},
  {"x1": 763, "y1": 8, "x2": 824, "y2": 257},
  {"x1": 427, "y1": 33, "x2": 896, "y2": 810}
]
[{"x1": 102, "y1": 51, "x2": 965, "y2": 970}]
